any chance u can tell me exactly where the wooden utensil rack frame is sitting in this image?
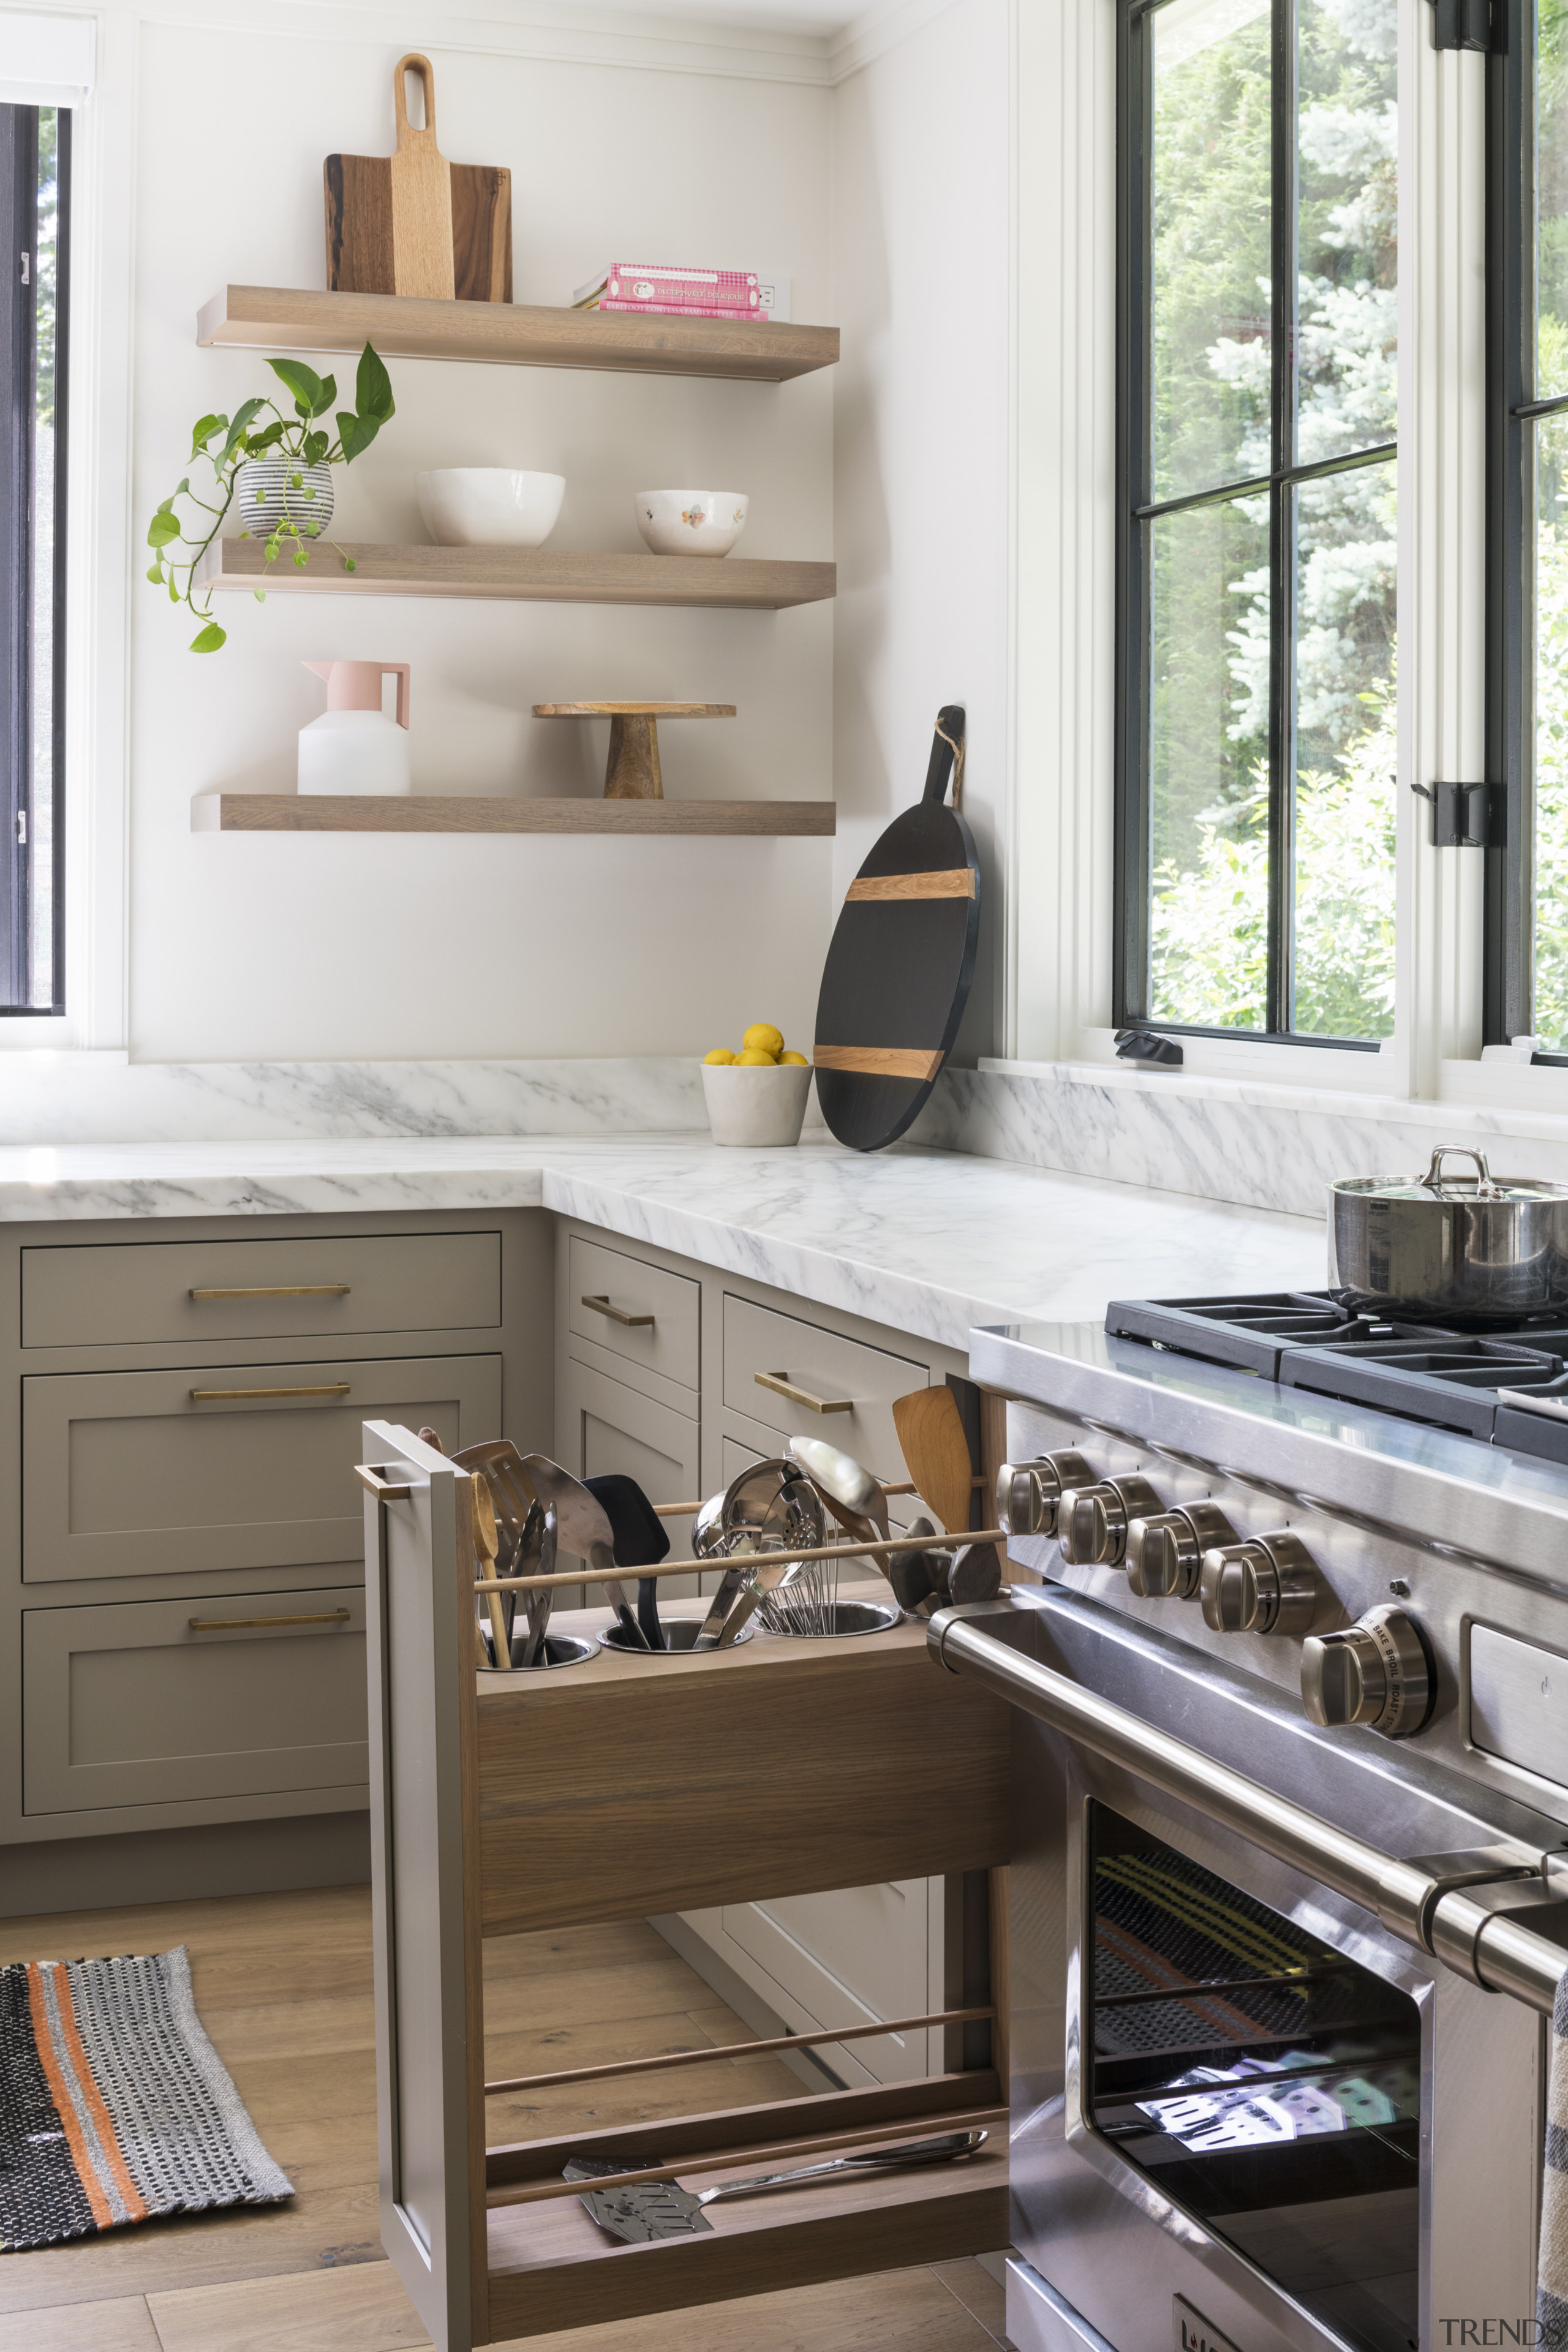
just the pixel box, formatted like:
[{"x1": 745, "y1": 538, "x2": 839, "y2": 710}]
[{"x1": 358, "y1": 1420, "x2": 1012, "y2": 2351}]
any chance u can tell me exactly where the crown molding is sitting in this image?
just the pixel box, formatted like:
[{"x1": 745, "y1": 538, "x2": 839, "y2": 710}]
[
  {"x1": 3, "y1": 0, "x2": 839, "y2": 85},
  {"x1": 829, "y1": 0, "x2": 958, "y2": 81}
]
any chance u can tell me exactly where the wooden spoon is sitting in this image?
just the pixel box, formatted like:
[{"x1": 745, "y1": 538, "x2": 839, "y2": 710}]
[
  {"x1": 472, "y1": 1476, "x2": 512, "y2": 1668},
  {"x1": 892, "y1": 1387, "x2": 974, "y2": 1536}
]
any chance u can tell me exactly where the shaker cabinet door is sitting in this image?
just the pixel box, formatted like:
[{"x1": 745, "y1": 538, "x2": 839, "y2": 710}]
[
  {"x1": 557, "y1": 1355, "x2": 703, "y2": 1607},
  {"x1": 23, "y1": 1585, "x2": 369, "y2": 1812},
  {"x1": 23, "y1": 1354, "x2": 502, "y2": 1583}
]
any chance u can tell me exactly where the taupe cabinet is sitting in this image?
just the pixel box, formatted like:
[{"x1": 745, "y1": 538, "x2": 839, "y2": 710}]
[
  {"x1": 552, "y1": 1217, "x2": 982, "y2": 2089},
  {"x1": 2, "y1": 1209, "x2": 549, "y2": 1865}
]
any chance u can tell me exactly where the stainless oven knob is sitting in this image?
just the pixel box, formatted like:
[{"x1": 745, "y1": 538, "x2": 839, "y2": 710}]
[
  {"x1": 1301, "y1": 1605, "x2": 1435, "y2": 1738},
  {"x1": 1199, "y1": 1529, "x2": 1319, "y2": 1635},
  {"x1": 1126, "y1": 1502, "x2": 1237, "y2": 1599},
  {"x1": 1057, "y1": 1474, "x2": 1162, "y2": 1567},
  {"x1": 995, "y1": 1451, "x2": 1094, "y2": 1537}
]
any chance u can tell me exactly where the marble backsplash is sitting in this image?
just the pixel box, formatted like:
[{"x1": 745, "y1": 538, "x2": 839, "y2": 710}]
[
  {"x1": 908, "y1": 1060, "x2": 1568, "y2": 1220},
  {"x1": 0, "y1": 1056, "x2": 713, "y2": 1145}
]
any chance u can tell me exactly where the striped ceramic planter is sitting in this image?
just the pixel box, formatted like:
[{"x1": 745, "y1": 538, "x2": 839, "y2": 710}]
[{"x1": 233, "y1": 458, "x2": 334, "y2": 541}]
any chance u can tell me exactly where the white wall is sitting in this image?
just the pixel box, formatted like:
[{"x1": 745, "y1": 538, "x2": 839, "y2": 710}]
[
  {"x1": 830, "y1": 0, "x2": 1012, "y2": 1065},
  {"x1": 124, "y1": 18, "x2": 834, "y2": 1063}
]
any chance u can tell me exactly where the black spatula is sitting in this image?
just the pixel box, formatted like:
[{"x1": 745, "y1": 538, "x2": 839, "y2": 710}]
[{"x1": 584, "y1": 1473, "x2": 672, "y2": 1650}]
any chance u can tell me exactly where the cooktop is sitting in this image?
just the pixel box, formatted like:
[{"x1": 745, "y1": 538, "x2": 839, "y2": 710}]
[{"x1": 1104, "y1": 1289, "x2": 1568, "y2": 1464}]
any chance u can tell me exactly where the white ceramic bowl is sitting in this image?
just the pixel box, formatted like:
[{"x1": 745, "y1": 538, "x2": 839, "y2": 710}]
[
  {"x1": 701, "y1": 1060, "x2": 812, "y2": 1147},
  {"x1": 416, "y1": 469, "x2": 566, "y2": 548},
  {"x1": 635, "y1": 489, "x2": 749, "y2": 559}
]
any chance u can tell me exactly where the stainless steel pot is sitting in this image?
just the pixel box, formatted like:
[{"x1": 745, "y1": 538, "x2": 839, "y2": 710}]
[{"x1": 1329, "y1": 1143, "x2": 1568, "y2": 1323}]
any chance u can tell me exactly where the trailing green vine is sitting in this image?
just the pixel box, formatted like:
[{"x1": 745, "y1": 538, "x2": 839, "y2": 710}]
[{"x1": 146, "y1": 342, "x2": 395, "y2": 652}]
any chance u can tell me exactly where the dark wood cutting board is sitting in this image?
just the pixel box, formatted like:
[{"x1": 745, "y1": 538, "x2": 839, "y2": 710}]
[
  {"x1": 325, "y1": 53, "x2": 512, "y2": 303},
  {"x1": 813, "y1": 706, "x2": 978, "y2": 1153}
]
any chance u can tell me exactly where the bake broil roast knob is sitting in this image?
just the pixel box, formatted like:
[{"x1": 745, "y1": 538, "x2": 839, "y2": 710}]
[
  {"x1": 1055, "y1": 1475, "x2": 1163, "y2": 1567},
  {"x1": 1125, "y1": 1502, "x2": 1237, "y2": 1599},
  {"x1": 1301, "y1": 1605, "x2": 1436, "y2": 1739},
  {"x1": 1199, "y1": 1529, "x2": 1320, "y2": 1635},
  {"x1": 995, "y1": 1452, "x2": 1094, "y2": 1537}
]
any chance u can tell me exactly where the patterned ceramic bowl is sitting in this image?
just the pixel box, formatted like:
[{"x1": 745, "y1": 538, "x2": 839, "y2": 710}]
[{"x1": 635, "y1": 489, "x2": 748, "y2": 557}]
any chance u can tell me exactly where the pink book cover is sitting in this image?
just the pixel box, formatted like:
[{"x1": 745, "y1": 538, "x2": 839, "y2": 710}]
[{"x1": 605, "y1": 265, "x2": 760, "y2": 310}]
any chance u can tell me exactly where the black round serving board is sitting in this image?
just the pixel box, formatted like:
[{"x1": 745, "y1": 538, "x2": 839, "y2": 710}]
[{"x1": 813, "y1": 706, "x2": 979, "y2": 1153}]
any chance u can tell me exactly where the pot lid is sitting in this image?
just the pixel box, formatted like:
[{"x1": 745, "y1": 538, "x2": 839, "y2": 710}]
[{"x1": 1332, "y1": 1144, "x2": 1568, "y2": 1203}]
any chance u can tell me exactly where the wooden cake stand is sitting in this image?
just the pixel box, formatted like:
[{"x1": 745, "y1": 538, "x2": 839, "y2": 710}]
[{"x1": 532, "y1": 700, "x2": 735, "y2": 799}]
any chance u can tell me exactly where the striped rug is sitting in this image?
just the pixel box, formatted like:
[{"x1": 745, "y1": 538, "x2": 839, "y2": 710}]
[{"x1": 0, "y1": 1945, "x2": 292, "y2": 2248}]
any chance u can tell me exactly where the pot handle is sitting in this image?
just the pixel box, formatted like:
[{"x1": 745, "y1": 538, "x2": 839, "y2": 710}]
[{"x1": 1422, "y1": 1144, "x2": 1500, "y2": 1197}]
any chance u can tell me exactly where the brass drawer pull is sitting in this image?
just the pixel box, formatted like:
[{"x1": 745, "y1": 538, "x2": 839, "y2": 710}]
[
  {"x1": 754, "y1": 1370, "x2": 854, "y2": 1415},
  {"x1": 189, "y1": 1382, "x2": 351, "y2": 1401},
  {"x1": 189, "y1": 1608, "x2": 352, "y2": 1632},
  {"x1": 580, "y1": 1293, "x2": 655, "y2": 1329},
  {"x1": 190, "y1": 1284, "x2": 352, "y2": 1300},
  {"x1": 356, "y1": 1463, "x2": 413, "y2": 1501}
]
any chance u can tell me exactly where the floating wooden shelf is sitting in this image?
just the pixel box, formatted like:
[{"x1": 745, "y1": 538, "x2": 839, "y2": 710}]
[
  {"x1": 192, "y1": 794, "x2": 835, "y2": 837},
  {"x1": 197, "y1": 285, "x2": 839, "y2": 384},
  {"x1": 195, "y1": 540, "x2": 834, "y2": 611}
]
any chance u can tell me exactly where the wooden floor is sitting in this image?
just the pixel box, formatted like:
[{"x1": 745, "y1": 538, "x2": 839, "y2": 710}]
[{"x1": 0, "y1": 1885, "x2": 1012, "y2": 2351}]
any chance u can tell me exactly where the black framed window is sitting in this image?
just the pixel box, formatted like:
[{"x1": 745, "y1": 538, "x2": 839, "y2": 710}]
[
  {"x1": 1, "y1": 103, "x2": 68, "y2": 1016},
  {"x1": 1488, "y1": 0, "x2": 1568, "y2": 1054},
  {"x1": 1115, "y1": 0, "x2": 1398, "y2": 1046}
]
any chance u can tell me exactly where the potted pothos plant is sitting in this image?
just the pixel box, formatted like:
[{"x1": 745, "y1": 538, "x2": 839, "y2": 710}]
[{"x1": 146, "y1": 341, "x2": 395, "y2": 652}]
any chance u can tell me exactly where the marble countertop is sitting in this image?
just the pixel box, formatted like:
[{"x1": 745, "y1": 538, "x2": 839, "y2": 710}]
[{"x1": 0, "y1": 1135, "x2": 1325, "y2": 1353}]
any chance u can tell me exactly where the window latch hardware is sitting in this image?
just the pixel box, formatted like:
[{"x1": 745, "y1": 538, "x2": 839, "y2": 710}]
[
  {"x1": 1426, "y1": 0, "x2": 1490, "y2": 49},
  {"x1": 18, "y1": 251, "x2": 28, "y2": 287},
  {"x1": 1414, "y1": 781, "x2": 1497, "y2": 848},
  {"x1": 1114, "y1": 1028, "x2": 1184, "y2": 1068}
]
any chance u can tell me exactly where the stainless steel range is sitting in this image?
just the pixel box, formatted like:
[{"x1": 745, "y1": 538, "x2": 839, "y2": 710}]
[{"x1": 937, "y1": 1298, "x2": 1568, "y2": 2352}]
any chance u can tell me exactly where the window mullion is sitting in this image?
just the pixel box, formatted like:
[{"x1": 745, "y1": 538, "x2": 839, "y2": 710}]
[
  {"x1": 1485, "y1": 0, "x2": 1532, "y2": 1044},
  {"x1": 1267, "y1": 0, "x2": 1298, "y2": 1036}
]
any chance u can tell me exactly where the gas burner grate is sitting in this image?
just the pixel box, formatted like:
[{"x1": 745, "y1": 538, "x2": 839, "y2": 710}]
[
  {"x1": 1104, "y1": 1292, "x2": 1458, "y2": 1379},
  {"x1": 1105, "y1": 1292, "x2": 1568, "y2": 1460},
  {"x1": 1278, "y1": 1337, "x2": 1568, "y2": 1439}
]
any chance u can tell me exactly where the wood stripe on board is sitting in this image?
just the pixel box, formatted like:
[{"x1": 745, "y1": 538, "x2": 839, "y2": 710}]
[
  {"x1": 844, "y1": 869, "x2": 975, "y2": 903},
  {"x1": 812, "y1": 1046, "x2": 944, "y2": 1080}
]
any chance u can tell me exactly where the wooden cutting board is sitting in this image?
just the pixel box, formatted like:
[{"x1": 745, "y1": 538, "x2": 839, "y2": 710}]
[
  {"x1": 325, "y1": 54, "x2": 512, "y2": 303},
  {"x1": 813, "y1": 706, "x2": 978, "y2": 1154}
]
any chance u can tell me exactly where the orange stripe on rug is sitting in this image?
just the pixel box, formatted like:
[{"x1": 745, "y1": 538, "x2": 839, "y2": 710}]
[
  {"x1": 25, "y1": 1963, "x2": 146, "y2": 2226},
  {"x1": 26, "y1": 1964, "x2": 115, "y2": 2228}
]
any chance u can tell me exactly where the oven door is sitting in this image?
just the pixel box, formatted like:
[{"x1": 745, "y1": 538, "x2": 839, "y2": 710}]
[{"x1": 986, "y1": 1589, "x2": 1548, "y2": 2352}]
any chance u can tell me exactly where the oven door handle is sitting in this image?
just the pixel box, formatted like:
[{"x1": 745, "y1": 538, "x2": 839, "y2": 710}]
[{"x1": 933, "y1": 1608, "x2": 1568, "y2": 2017}]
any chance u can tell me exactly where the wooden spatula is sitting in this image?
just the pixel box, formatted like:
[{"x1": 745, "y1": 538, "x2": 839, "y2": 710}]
[
  {"x1": 325, "y1": 54, "x2": 512, "y2": 303},
  {"x1": 892, "y1": 1386, "x2": 974, "y2": 1536}
]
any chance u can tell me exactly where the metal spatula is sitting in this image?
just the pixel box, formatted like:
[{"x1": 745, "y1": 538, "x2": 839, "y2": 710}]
[
  {"x1": 565, "y1": 2130, "x2": 987, "y2": 2245},
  {"x1": 564, "y1": 2154, "x2": 710, "y2": 2241}
]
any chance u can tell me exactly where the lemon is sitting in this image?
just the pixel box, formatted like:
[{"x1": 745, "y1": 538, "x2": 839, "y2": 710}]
[
  {"x1": 703, "y1": 1047, "x2": 737, "y2": 1065},
  {"x1": 742, "y1": 1022, "x2": 784, "y2": 1056},
  {"x1": 778, "y1": 1050, "x2": 809, "y2": 1066},
  {"x1": 736, "y1": 1047, "x2": 778, "y2": 1066}
]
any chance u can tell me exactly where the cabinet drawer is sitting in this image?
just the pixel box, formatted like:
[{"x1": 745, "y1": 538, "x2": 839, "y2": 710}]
[
  {"x1": 568, "y1": 1237, "x2": 698, "y2": 1393},
  {"x1": 22, "y1": 1231, "x2": 501, "y2": 1349},
  {"x1": 23, "y1": 1585, "x2": 368, "y2": 1813},
  {"x1": 560, "y1": 1359, "x2": 705, "y2": 1605},
  {"x1": 23, "y1": 1353, "x2": 502, "y2": 1585},
  {"x1": 722, "y1": 1296, "x2": 929, "y2": 1487}
]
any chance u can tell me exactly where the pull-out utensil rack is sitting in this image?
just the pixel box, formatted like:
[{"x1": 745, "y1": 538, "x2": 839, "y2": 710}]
[{"x1": 356, "y1": 1422, "x2": 1013, "y2": 2352}]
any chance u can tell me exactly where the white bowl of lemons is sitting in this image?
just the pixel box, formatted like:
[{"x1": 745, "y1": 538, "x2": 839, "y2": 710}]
[{"x1": 701, "y1": 1025, "x2": 813, "y2": 1147}]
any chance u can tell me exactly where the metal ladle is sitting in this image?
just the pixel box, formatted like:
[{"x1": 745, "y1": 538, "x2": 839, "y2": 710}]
[{"x1": 786, "y1": 1435, "x2": 892, "y2": 1576}]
